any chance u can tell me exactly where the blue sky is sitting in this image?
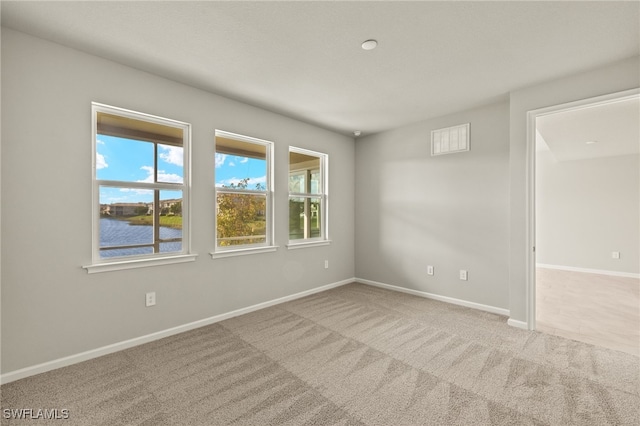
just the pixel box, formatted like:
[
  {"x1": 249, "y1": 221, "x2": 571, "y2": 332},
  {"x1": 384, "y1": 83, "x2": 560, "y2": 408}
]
[
  {"x1": 97, "y1": 136, "x2": 183, "y2": 204},
  {"x1": 96, "y1": 136, "x2": 267, "y2": 204},
  {"x1": 215, "y1": 153, "x2": 266, "y2": 190}
]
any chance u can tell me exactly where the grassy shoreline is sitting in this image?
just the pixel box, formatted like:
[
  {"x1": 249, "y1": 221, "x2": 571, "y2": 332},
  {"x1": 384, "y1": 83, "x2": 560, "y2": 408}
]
[{"x1": 102, "y1": 215, "x2": 182, "y2": 229}]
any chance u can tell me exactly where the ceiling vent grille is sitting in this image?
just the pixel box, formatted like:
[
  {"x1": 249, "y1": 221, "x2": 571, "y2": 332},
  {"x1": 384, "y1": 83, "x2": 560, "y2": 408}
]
[{"x1": 431, "y1": 123, "x2": 470, "y2": 156}]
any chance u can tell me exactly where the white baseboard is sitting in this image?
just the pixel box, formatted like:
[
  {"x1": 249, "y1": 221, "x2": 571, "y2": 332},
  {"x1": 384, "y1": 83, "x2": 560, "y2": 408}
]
[
  {"x1": 355, "y1": 277, "x2": 510, "y2": 317},
  {"x1": 1, "y1": 278, "x2": 355, "y2": 385},
  {"x1": 507, "y1": 318, "x2": 529, "y2": 330},
  {"x1": 536, "y1": 263, "x2": 640, "y2": 279}
]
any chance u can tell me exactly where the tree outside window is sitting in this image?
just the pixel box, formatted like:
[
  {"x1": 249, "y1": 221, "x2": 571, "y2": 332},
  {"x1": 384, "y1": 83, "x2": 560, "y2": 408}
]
[{"x1": 214, "y1": 131, "x2": 273, "y2": 249}]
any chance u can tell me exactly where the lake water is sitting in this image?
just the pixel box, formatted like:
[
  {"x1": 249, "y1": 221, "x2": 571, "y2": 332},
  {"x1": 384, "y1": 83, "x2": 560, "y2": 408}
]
[{"x1": 100, "y1": 218, "x2": 182, "y2": 258}]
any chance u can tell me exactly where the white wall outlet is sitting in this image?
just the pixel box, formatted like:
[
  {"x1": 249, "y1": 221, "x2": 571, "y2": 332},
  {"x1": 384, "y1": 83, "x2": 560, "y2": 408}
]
[
  {"x1": 146, "y1": 292, "x2": 156, "y2": 307},
  {"x1": 459, "y1": 270, "x2": 468, "y2": 281},
  {"x1": 427, "y1": 265, "x2": 434, "y2": 275},
  {"x1": 612, "y1": 251, "x2": 620, "y2": 259},
  {"x1": 324, "y1": 260, "x2": 329, "y2": 269}
]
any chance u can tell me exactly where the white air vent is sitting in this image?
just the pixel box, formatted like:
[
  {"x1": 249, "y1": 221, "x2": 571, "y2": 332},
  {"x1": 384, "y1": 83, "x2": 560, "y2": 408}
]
[{"x1": 431, "y1": 123, "x2": 470, "y2": 156}]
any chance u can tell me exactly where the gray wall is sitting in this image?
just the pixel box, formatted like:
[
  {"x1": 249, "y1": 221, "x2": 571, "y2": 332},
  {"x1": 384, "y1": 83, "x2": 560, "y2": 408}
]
[
  {"x1": 355, "y1": 101, "x2": 510, "y2": 310},
  {"x1": 1, "y1": 29, "x2": 355, "y2": 373},
  {"x1": 536, "y1": 151, "x2": 639, "y2": 273},
  {"x1": 509, "y1": 56, "x2": 640, "y2": 322},
  {"x1": 2, "y1": 26, "x2": 639, "y2": 374},
  {"x1": 354, "y1": 55, "x2": 639, "y2": 323}
]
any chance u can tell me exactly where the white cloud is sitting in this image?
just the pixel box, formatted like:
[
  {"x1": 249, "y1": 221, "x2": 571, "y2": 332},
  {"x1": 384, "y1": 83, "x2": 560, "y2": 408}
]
[
  {"x1": 96, "y1": 152, "x2": 108, "y2": 170},
  {"x1": 239, "y1": 157, "x2": 249, "y2": 164},
  {"x1": 219, "y1": 176, "x2": 267, "y2": 188},
  {"x1": 96, "y1": 139, "x2": 105, "y2": 145},
  {"x1": 249, "y1": 176, "x2": 267, "y2": 185},
  {"x1": 139, "y1": 166, "x2": 154, "y2": 180},
  {"x1": 158, "y1": 171, "x2": 184, "y2": 184},
  {"x1": 138, "y1": 165, "x2": 183, "y2": 184},
  {"x1": 159, "y1": 146, "x2": 183, "y2": 167},
  {"x1": 229, "y1": 161, "x2": 236, "y2": 167},
  {"x1": 215, "y1": 153, "x2": 227, "y2": 168}
]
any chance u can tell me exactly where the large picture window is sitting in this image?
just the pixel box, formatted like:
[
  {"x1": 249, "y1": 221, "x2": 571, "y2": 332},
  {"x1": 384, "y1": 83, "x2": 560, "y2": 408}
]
[
  {"x1": 288, "y1": 147, "x2": 328, "y2": 246},
  {"x1": 214, "y1": 130, "x2": 274, "y2": 255},
  {"x1": 86, "y1": 103, "x2": 193, "y2": 272}
]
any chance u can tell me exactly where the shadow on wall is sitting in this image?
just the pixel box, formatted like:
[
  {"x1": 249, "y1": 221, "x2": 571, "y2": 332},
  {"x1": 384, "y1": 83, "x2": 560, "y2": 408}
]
[{"x1": 373, "y1": 158, "x2": 508, "y2": 306}]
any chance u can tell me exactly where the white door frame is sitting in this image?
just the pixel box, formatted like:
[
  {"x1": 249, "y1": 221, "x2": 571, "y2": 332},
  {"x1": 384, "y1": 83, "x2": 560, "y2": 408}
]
[{"x1": 525, "y1": 87, "x2": 639, "y2": 330}]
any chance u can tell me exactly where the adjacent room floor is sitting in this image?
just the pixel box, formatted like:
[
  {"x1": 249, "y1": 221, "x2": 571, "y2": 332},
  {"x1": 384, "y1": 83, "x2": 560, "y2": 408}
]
[{"x1": 536, "y1": 267, "x2": 640, "y2": 356}]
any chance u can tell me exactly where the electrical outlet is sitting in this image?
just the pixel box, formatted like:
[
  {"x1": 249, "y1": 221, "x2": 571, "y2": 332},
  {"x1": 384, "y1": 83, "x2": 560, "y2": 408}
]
[
  {"x1": 612, "y1": 251, "x2": 620, "y2": 259},
  {"x1": 324, "y1": 260, "x2": 329, "y2": 269},
  {"x1": 459, "y1": 270, "x2": 468, "y2": 281},
  {"x1": 427, "y1": 265, "x2": 434, "y2": 276},
  {"x1": 146, "y1": 292, "x2": 156, "y2": 307}
]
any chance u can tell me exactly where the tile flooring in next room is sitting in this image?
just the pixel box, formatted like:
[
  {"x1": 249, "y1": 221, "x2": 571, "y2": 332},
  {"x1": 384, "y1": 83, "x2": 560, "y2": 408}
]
[{"x1": 536, "y1": 267, "x2": 640, "y2": 356}]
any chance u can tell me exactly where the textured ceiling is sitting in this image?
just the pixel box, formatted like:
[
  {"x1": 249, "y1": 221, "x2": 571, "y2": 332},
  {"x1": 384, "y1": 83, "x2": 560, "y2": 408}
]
[
  {"x1": 537, "y1": 95, "x2": 640, "y2": 162},
  {"x1": 2, "y1": 1, "x2": 639, "y2": 137}
]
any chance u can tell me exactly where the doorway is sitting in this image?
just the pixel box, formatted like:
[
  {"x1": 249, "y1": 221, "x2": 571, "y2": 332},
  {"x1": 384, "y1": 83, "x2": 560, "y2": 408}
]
[{"x1": 527, "y1": 89, "x2": 640, "y2": 355}]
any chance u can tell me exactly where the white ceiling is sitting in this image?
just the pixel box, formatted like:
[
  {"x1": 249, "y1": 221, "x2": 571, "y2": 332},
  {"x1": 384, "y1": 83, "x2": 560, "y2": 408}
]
[
  {"x1": 536, "y1": 96, "x2": 640, "y2": 162},
  {"x1": 2, "y1": 1, "x2": 639, "y2": 137}
]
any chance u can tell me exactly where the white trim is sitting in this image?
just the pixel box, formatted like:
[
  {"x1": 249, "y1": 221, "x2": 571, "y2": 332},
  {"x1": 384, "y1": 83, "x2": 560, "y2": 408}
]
[
  {"x1": 210, "y1": 245, "x2": 279, "y2": 259},
  {"x1": 525, "y1": 88, "x2": 640, "y2": 333},
  {"x1": 537, "y1": 263, "x2": 640, "y2": 279},
  {"x1": 531, "y1": 88, "x2": 640, "y2": 119},
  {"x1": 526, "y1": 108, "x2": 537, "y2": 331},
  {"x1": 91, "y1": 102, "x2": 193, "y2": 266},
  {"x1": 356, "y1": 278, "x2": 510, "y2": 317},
  {"x1": 288, "y1": 146, "x2": 329, "y2": 243},
  {"x1": 215, "y1": 129, "x2": 273, "y2": 147},
  {"x1": 286, "y1": 240, "x2": 332, "y2": 250},
  {"x1": 0, "y1": 278, "x2": 355, "y2": 384},
  {"x1": 507, "y1": 318, "x2": 529, "y2": 330},
  {"x1": 83, "y1": 254, "x2": 198, "y2": 274},
  {"x1": 214, "y1": 129, "x2": 275, "y2": 251}
]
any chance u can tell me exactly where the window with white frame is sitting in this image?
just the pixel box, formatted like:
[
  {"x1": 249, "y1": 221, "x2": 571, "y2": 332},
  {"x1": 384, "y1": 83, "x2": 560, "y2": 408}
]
[
  {"x1": 89, "y1": 103, "x2": 191, "y2": 268},
  {"x1": 214, "y1": 130, "x2": 274, "y2": 253},
  {"x1": 288, "y1": 147, "x2": 328, "y2": 244}
]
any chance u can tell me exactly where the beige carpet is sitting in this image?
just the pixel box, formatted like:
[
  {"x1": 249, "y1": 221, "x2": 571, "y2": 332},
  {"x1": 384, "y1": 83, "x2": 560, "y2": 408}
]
[{"x1": 2, "y1": 282, "x2": 638, "y2": 425}]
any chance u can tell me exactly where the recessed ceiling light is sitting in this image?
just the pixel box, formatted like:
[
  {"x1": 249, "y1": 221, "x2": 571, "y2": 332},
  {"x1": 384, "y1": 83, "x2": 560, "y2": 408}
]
[
  {"x1": 361, "y1": 39, "x2": 378, "y2": 50},
  {"x1": 585, "y1": 140, "x2": 597, "y2": 145},
  {"x1": 353, "y1": 130, "x2": 362, "y2": 137}
]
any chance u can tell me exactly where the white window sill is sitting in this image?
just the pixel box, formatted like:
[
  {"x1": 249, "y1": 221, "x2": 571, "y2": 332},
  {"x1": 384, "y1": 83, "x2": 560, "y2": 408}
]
[
  {"x1": 210, "y1": 245, "x2": 279, "y2": 259},
  {"x1": 83, "y1": 254, "x2": 198, "y2": 274},
  {"x1": 286, "y1": 240, "x2": 332, "y2": 250}
]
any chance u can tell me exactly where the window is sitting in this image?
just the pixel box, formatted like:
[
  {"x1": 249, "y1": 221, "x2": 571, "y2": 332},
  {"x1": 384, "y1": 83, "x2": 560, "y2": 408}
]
[
  {"x1": 288, "y1": 147, "x2": 329, "y2": 247},
  {"x1": 213, "y1": 130, "x2": 275, "y2": 257},
  {"x1": 85, "y1": 103, "x2": 194, "y2": 273}
]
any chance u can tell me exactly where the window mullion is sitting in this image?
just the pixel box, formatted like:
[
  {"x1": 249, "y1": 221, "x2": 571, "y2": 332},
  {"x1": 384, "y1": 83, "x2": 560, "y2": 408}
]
[
  {"x1": 154, "y1": 142, "x2": 159, "y2": 183},
  {"x1": 216, "y1": 188, "x2": 267, "y2": 196},
  {"x1": 153, "y1": 190, "x2": 160, "y2": 253},
  {"x1": 305, "y1": 169, "x2": 312, "y2": 238},
  {"x1": 153, "y1": 143, "x2": 159, "y2": 254},
  {"x1": 97, "y1": 180, "x2": 182, "y2": 191}
]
